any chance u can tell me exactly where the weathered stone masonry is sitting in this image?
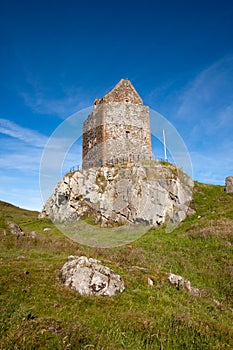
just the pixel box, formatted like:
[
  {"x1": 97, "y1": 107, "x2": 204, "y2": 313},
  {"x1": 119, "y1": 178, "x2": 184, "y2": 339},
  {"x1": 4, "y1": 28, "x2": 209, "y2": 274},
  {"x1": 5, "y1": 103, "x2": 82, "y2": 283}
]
[{"x1": 82, "y1": 79, "x2": 152, "y2": 169}]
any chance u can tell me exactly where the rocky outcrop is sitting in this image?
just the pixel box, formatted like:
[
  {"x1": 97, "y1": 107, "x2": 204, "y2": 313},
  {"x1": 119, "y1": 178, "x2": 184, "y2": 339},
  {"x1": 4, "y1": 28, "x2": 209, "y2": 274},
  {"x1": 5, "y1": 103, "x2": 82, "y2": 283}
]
[
  {"x1": 168, "y1": 273, "x2": 201, "y2": 297},
  {"x1": 225, "y1": 176, "x2": 233, "y2": 193},
  {"x1": 39, "y1": 162, "x2": 193, "y2": 227},
  {"x1": 60, "y1": 256, "x2": 125, "y2": 296}
]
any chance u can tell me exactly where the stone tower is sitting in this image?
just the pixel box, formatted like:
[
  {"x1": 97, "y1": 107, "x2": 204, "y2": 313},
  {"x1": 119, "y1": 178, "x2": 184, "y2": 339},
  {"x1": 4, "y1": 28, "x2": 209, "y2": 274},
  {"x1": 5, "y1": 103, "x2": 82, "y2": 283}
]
[{"x1": 82, "y1": 79, "x2": 152, "y2": 169}]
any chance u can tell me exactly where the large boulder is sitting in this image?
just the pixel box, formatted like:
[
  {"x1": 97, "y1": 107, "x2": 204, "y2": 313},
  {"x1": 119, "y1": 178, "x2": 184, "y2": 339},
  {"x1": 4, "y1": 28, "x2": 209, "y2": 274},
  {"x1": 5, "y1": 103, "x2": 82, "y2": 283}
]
[
  {"x1": 60, "y1": 256, "x2": 125, "y2": 296},
  {"x1": 225, "y1": 176, "x2": 233, "y2": 193},
  {"x1": 39, "y1": 162, "x2": 193, "y2": 227}
]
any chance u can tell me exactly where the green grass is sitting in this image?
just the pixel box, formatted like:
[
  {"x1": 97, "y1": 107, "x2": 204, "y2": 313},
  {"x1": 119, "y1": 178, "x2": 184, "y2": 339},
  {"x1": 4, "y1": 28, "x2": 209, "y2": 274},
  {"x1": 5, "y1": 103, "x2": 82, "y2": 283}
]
[{"x1": 0, "y1": 183, "x2": 232, "y2": 349}]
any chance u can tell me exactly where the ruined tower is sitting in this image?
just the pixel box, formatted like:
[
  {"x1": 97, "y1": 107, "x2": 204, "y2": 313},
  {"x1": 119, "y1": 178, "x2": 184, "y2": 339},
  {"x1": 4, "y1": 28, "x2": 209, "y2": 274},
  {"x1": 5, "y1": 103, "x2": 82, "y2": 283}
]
[{"x1": 82, "y1": 79, "x2": 152, "y2": 169}]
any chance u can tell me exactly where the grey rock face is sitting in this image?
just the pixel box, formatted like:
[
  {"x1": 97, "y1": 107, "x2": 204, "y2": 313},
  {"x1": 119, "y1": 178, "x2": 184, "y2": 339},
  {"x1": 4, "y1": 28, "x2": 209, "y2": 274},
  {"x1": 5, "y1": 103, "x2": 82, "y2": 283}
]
[
  {"x1": 60, "y1": 256, "x2": 125, "y2": 296},
  {"x1": 225, "y1": 176, "x2": 233, "y2": 193},
  {"x1": 39, "y1": 162, "x2": 193, "y2": 227}
]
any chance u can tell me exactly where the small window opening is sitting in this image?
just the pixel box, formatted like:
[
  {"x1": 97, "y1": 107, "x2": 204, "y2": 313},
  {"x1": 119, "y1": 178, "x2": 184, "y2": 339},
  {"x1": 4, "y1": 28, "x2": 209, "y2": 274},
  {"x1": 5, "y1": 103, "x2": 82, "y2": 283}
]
[
  {"x1": 126, "y1": 131, "x2": 130, "y2": 138},
  {"x1": 125, "y1": 99, "x2": 129, "y2": 103}
]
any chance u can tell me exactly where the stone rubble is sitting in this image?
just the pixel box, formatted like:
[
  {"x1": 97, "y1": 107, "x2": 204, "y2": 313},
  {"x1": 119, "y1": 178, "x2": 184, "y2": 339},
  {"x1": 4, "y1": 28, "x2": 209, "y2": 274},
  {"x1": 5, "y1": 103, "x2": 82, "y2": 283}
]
[
  {"x1": 60, "y1": 256, "x2": 125, "y2": 297},
  {"x1": 6, "y1": 221, "x2": 24, "y2": 238},
  {"x1": 168, "y1": 273, "x2": 201, "y2": 296},
  {"x1": 29, "y1": 231, "x2": 37, "y2": 239}
]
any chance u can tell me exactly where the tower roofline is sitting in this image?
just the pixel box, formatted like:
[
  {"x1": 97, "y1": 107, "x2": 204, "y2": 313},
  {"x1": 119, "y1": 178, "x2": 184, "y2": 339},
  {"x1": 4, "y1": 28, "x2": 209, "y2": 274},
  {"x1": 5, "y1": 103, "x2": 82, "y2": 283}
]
[{"x1": 94, "y1": 79, "x2": 143, "y2": 106}]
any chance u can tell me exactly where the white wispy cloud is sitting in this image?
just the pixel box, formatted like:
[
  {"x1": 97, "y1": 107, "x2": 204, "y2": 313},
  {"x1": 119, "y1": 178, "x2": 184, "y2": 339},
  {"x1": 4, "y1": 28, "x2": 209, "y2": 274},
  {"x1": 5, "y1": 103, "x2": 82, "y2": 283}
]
[
  {"x1": 176, "y1": 55, "x2": 233, "y2": 135},
  {"x1": 0, "y1": 119, "x2": 46, "y2": 209},
  {"x1": 191, "y1": 148, "x2": 233, "y2": 185},
  {"x1": 0, "y1": 173, "x2": 43, "y2": 210},
  {"x1": 146, "y1": 56, "x2": 233, "y2": 185},
  {"x1": 0, "y1": 150, "x2": 43, "y2": 210},
  {"x1": 0, "y1": 118, "x2": 47, "y2": 148},
  {"x1": 217, "y1": 102, "x2": 233, "y2": 130},
  {"x1": 0, "y1": 117, "x2": 83, "y2": 210},
  {"x1": 21, "y1": 79, "x2": 92, "y2": 118},
  {"x1": 169, "y1": 55, "x2": 233, "y2": 185}
]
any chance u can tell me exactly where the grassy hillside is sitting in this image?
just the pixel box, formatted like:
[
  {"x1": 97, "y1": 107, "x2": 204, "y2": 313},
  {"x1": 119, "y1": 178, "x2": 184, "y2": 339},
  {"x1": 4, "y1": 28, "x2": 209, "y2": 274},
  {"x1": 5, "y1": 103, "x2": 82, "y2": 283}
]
[{"x1": 0, "y1": 183, "x2": 232, "y2": 349}]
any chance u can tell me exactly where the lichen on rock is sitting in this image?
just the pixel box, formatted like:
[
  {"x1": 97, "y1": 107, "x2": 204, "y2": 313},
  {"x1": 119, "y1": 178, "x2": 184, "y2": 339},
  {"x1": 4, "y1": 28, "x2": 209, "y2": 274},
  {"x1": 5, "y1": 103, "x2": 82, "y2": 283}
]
[{"x1": 60, "y1": 256, "x2": 125, "y2": 296}]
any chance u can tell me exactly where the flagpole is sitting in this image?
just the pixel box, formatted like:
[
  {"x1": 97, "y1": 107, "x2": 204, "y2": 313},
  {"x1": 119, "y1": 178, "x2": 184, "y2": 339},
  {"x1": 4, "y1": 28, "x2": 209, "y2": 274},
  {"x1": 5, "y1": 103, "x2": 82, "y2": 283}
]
[{"x1": 163, "y1": 129, "x2": 167, "y2": 161}]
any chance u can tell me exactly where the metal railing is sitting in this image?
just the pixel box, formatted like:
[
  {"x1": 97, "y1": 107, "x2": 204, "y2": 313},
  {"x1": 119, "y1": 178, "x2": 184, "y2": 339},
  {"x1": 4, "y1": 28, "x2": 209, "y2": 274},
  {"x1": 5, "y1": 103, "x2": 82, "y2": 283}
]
[{"x1": 67, "y1": 155, "x2": 171, "y2": 174}]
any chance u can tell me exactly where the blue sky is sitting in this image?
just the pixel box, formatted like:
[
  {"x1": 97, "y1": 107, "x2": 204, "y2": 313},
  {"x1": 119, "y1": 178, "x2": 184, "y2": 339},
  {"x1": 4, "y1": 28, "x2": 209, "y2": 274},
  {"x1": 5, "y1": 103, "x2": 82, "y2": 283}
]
[{"x1": 0, "y1": 0, "x2": 233, "y2": 210}]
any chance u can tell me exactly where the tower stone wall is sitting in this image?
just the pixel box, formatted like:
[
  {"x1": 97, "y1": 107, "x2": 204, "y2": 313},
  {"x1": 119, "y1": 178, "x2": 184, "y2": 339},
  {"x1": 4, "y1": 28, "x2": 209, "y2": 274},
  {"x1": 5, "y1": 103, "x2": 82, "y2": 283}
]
[{"x1": 82, "y1": 79, "x2": 152, "y2": 169}]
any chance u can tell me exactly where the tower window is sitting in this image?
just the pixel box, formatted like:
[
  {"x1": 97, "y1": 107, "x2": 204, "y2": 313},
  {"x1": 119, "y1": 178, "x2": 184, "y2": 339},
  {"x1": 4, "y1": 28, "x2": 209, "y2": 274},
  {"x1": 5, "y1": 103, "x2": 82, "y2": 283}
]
[
  {"x1": 125, "y1": 99, "x2": 129, "y2": 103},
  {"x1": 126, "y1": 131, "x2": 130, "y2": 138}
]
